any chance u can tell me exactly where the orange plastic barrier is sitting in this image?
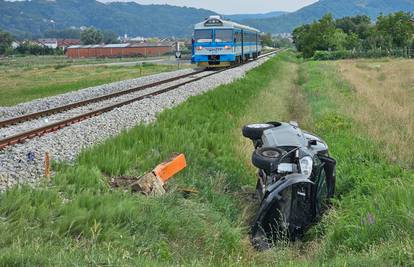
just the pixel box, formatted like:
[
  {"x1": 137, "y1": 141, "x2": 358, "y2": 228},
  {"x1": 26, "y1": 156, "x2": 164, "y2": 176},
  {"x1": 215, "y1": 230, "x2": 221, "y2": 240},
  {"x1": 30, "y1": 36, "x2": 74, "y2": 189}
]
[{"x1": 153, "y1": 153, "x2": 187, "y2": 182}]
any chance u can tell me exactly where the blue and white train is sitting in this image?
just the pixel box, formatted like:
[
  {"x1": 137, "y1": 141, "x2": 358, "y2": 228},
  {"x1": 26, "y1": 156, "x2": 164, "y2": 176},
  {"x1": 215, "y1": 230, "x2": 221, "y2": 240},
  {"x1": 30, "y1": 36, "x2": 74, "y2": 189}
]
[{"x1": 191, "y1": 16, "x2": 262, "y2": 67}]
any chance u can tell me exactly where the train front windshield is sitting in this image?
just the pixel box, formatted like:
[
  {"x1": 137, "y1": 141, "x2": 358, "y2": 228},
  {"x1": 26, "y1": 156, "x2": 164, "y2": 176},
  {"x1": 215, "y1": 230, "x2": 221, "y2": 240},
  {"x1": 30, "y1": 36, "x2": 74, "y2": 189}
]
[
  {"x1": 194, "y1": 30, "x2": 213, "y2": 43},
  {"x1": 215, "y1": 29, "x2": 233, "y2": 43}
]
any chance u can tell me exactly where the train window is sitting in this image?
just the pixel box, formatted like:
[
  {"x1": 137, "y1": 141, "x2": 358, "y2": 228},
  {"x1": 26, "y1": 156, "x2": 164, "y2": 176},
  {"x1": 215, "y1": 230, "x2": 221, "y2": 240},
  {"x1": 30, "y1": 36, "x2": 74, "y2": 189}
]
[
  {"x1": 250, "y1": 32, "x2": 255, "y2": 42},
  {"x1": 245, "y1": 32, "x2": 250, "y2": 42},
  {"x1": 194, "y1": 30, "x2": 213, "y2": 43},
  {"x1": 215, "y1": 29, "x2": 233, "y2": 43},
  {"x1": 244, "y1": 32, "x2": 254, "y2": 42},
  {"x1": 234, "y1": 31, "x2": 241, "y2": 43}
]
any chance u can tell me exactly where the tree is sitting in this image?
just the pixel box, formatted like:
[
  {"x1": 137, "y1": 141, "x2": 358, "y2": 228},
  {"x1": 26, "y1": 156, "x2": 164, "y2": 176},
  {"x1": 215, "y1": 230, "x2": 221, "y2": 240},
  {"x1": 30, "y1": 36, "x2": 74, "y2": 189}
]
[
  {"x1": 292, "y1": 24, "x2": 310, "y2": 53},
  {"x1": 80, "y1": 27, "x2": 103, "y2": 45},
  {"x1": 15, "y1": 41, "x2": 59, "y2": 55},
  {"x1": 376, "y1": 12, "x2": 414, "y2": 48},
  {"x1": 345, "y1": 32, "x2": 362, "y2": 50},
  {"x1": 273, "y1": 37, "x2": 294, "y2": 48},
  {"x1": 102, "y1": 30, "x2": 119, "y2": 44},
  {"x1": 336, "y1": 15, "x2": 372, "y2": 39},
  {"x1": 261, "y1": 33, "x2": 273, "y2": 47},
  {"x1": 0, "y1": 30, "x2": 14, "y2": 55},
  {"x1": 292, "y1": 14, "x2": 340, "y2": 57}
]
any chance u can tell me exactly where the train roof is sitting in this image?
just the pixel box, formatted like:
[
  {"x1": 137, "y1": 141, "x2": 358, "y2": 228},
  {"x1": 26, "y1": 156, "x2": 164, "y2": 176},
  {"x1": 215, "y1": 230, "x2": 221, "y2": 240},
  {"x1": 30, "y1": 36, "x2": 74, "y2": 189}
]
[{"x1": 194, "y1": 16, "x2": 260, "y2": 33}]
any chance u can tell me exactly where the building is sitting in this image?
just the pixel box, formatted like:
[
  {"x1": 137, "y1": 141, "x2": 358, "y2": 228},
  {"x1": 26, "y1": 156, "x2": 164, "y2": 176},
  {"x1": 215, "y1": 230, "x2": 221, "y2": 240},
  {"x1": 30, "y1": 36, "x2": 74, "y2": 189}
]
[
  {"x1": 37, "y1": 38, "x2": 58, "y2": 49},
  {"x1": 37, "y1": 38, "x2": 81, "y2": 49},
  {"x1": 57, "y1": 39, "x2": 81, "y2": 49},
  {"x1": 65, "y1": 42, "x2": 174, "y2": 58},
  {"x1": 11, "y1": 41, "x2": 20, "y2": 49}
]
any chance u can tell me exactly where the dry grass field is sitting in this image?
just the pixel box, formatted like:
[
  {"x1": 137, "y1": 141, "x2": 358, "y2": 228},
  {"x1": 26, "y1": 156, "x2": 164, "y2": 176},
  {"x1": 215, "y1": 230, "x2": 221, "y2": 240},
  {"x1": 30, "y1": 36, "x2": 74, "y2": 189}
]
[{"x1": 335, "y1": 59, "x2": 414, "y2": 168}]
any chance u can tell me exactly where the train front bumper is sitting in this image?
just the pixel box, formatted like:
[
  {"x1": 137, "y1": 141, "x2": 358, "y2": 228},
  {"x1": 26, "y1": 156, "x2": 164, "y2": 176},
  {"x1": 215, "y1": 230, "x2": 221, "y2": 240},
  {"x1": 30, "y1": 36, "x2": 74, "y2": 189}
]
[{"x1": 192, "y1": 54, "x2": 236, "y2": 65}]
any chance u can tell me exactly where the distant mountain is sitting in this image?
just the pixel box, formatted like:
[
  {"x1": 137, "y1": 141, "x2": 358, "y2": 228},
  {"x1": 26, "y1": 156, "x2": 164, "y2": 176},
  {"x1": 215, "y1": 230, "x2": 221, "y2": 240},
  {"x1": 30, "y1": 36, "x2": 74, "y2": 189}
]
[
  {"x1": 244, "y1": 0, "x2": 414, "y2": 33},
  {"x1": 1, "y1": 0, "x2": 413, "y2": 38},
  {"x1": 224, "y1": 11, "x2": 288, "y2": 22},
  {"x1": 0, "y1": 0, "x2": 216, "y2": 38}
]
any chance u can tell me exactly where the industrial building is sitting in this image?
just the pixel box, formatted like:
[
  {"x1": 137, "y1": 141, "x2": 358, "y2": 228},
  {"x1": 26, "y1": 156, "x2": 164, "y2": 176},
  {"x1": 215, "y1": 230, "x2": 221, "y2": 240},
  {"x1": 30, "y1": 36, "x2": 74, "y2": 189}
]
[{"x1": 65, "y1": 42, "x2": 174, "y2": 58}]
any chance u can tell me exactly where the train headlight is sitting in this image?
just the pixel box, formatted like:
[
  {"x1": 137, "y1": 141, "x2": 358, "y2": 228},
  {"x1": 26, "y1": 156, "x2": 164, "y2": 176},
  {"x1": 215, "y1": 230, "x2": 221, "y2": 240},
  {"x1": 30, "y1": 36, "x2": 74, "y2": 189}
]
[
  {"x1": 196, "y1": 46, "x2": 203, "y2": 51},
  {"x1": 224, "y1": 45, "x2": 232, "y2": 50}
]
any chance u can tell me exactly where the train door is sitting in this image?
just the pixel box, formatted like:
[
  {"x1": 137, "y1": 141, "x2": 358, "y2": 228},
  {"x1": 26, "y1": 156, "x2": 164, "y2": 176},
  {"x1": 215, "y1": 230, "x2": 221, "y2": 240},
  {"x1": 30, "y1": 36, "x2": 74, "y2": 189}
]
[
  {"x1": 241, "y1": 30, "x2": 244, "y2": 62},
  {"x1": 255, "y1": 33, "x2": 258, "y2": 58}
]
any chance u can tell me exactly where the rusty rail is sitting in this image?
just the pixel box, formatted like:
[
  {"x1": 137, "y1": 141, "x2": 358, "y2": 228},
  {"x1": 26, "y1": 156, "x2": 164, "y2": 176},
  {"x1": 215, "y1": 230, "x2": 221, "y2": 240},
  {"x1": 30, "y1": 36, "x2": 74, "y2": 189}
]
[
  {"x1": 0, "y1": 69, "x2": 206, "y2": 128},
  {"x1": 0, "y1": 49, "x2": 280, "y2": 150}
]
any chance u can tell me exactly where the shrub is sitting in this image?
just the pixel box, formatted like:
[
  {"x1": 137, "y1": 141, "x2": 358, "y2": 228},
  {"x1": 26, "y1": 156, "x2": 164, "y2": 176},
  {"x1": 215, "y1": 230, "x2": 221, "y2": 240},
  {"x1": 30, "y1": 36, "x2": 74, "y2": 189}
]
[{"x1": 312, "y1": 48, "x2": 413, "y2": 60}]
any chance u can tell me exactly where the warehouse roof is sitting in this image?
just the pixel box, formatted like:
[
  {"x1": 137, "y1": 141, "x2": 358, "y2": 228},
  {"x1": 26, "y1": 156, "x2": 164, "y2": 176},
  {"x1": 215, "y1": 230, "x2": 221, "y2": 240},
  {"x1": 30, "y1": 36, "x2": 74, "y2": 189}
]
[
  {"x1": 104, "y1": 43, "x2": 130, "y2": 48},
  {"x1": 68, "y1": 42, "x2": 174, "y2": 49}
]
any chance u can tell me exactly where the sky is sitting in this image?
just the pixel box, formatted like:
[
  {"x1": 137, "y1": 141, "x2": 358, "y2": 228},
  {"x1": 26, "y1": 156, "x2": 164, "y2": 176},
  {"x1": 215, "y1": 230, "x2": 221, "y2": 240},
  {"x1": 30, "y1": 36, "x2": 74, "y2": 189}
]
[{"x1": 98, "y1": 0, "x2": 319, "y2": 14}]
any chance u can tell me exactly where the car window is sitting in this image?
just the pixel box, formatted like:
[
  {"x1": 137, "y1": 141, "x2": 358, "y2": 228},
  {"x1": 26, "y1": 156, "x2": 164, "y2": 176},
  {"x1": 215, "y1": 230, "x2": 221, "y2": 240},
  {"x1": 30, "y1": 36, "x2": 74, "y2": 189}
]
[
  {"x1": 194, "y1": 30, "x2": 213, "y2": 43},
  {"x1": 215, "y1": 29, "x2": 233, "y2": 43}
]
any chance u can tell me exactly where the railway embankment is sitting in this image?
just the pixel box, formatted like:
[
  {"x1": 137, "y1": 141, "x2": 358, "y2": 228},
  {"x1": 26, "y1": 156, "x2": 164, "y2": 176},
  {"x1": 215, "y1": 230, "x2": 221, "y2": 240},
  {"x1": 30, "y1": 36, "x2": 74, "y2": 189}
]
[{"x1": 0, "y1": 56, "x2": 271, "y2": 191}]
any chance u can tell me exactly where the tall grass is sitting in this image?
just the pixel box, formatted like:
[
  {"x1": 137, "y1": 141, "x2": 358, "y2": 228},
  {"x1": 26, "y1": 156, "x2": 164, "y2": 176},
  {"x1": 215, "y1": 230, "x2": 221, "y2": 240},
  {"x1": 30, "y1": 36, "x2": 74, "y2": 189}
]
[
  {"x1": 299, "y1": 61, "x2": 414, "y2": 265},
  {"x1": 0, "y1": 53, "x2": 412, "y2": 265},
  {"x1": 0, "y1": 54, "x2": 293, "y2": 266},
  {"x1": 335, "y1": 59, "x2": 414, "y2": 168}
]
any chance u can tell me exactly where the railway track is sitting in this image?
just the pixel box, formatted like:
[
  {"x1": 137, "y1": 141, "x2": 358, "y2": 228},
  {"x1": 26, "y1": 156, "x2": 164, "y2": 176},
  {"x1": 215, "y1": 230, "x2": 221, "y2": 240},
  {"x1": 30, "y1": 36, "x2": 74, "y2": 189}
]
[{"x1": 0, "y1": 50, "x2": 280, "y2": 150}]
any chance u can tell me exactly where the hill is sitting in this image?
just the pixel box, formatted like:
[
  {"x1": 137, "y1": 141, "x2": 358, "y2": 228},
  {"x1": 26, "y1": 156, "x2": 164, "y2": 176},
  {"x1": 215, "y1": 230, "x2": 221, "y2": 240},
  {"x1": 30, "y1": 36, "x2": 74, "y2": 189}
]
[
  {"x1": 1, "y1": 0, "x2": 413, "y2": 38},
  {"x1": 224, "y1": 11, "x2": 288, "y2": 22},
  {"x1": 0, "y1": 0, "x2": 216, "y2": 38},
  {"x1": 244, "y1": 0, "x2": 414, "y2": 33}
]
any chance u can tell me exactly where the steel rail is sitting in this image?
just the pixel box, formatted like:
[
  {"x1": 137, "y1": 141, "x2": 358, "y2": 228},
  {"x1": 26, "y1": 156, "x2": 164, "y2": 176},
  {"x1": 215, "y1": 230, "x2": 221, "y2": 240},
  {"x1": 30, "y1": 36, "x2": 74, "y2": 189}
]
[
  {"x1": 0, "y1": 69, "x2": 206, "y2": 128},
  {"x1": 0, "y1": 49, "x2": 280, "y2": 150}
]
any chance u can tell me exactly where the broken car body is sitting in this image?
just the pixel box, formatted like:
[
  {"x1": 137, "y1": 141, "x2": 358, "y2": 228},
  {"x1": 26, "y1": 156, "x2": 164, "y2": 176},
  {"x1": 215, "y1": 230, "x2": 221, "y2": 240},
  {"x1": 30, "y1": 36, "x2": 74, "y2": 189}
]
[{"x1": 243, "y1": 122, "x2": 337, "y2": 250}]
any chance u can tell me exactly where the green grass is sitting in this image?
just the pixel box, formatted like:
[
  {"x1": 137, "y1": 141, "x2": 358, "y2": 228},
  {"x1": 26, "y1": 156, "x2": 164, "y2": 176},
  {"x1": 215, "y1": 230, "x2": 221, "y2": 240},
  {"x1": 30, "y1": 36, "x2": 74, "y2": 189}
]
[
  {"x1": 0, "y1": 63, "x2": 184, "y2": 106},
  {"x1": 0, "y1": 55, "x2": 169, "y2": 69},
  {"x1": 298, "y1": 61, "x2": 414, "y2": 265},
  {"x1": 0, "y1": 52, "x2": 413, "y2": 266}
]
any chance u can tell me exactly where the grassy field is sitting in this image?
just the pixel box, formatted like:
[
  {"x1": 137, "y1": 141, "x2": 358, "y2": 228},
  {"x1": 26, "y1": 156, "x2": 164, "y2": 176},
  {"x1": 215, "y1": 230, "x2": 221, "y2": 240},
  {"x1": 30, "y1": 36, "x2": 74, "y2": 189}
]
[
  {"x1": 0, "y1": 56, "x2": 184, "y2": 107},
  {"x1": 0, "y1": 52, "x2": 413, "y2": 266},
  {"x1": 0, "y1": 55, "x2": 172, "y2": 69}
]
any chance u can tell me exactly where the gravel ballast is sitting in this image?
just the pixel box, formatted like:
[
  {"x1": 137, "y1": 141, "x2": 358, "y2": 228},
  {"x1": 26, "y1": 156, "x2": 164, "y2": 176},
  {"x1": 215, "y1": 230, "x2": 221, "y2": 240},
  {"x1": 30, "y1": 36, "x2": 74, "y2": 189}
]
[
  {"x1": 0, "y1": 68, "x2": 194, "y2": 120},
  {"x1": 0, "y1": 57, "x2": 271, "y2": 191}
]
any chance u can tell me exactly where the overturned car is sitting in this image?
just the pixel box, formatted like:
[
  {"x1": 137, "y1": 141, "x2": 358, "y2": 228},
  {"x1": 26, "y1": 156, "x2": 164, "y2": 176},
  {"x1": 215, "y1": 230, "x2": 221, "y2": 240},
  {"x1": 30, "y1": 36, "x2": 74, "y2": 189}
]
[{"x1": 242, "y1": 121, "x2": 336, "y2": 250}]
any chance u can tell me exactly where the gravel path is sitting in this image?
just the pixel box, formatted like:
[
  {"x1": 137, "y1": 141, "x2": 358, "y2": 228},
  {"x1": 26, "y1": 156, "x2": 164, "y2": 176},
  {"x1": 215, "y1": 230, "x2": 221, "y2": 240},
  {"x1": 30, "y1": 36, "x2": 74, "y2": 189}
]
[{"x1": 0, "y1": 57, "x2": 271, "y2": 191}]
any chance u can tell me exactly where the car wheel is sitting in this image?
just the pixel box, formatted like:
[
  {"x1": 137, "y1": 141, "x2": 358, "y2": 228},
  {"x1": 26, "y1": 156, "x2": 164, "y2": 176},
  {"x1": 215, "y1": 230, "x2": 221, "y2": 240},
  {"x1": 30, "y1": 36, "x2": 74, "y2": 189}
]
[
  {"x1": 242, "y1": 123, "x2": 275, "y2": 140},
  {"x1": 252, "y1": 147, "x2": 285, "y2": 173}
]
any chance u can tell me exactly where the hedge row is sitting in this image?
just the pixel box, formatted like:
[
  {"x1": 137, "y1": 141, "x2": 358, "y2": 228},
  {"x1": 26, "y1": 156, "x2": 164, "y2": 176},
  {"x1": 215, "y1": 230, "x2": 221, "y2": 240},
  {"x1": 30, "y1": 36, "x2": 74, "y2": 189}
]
[{"x1": 312, "y1": 48, "x2": 414, "y2": 60}]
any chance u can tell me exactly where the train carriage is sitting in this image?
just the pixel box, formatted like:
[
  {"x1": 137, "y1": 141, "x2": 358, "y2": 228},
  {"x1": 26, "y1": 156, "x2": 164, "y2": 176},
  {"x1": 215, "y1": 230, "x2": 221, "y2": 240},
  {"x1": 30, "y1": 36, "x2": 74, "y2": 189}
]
[{"x1": 192, "y1": 16, "x2": 262, "y2": 67}]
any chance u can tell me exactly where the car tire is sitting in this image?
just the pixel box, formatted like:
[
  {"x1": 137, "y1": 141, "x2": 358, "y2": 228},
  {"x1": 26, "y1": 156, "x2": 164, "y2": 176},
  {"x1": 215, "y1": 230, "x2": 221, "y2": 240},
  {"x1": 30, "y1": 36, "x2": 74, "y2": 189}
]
[
  {"x1": 242, "y1": 123, "x2": 275, "y2": 140},
  {"x1": 252, "y1": 147, "x2": 285, "y2": 173}
]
